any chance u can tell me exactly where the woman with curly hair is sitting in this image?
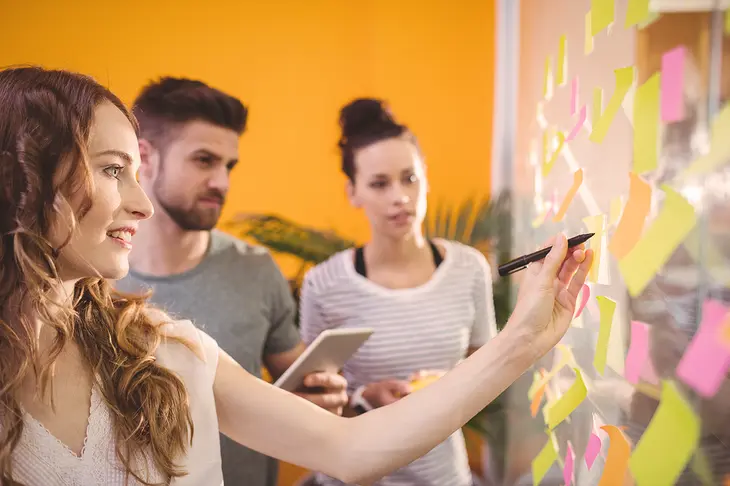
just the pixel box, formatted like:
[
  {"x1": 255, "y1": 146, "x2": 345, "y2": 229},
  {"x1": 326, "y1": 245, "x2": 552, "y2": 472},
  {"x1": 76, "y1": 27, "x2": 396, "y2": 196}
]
[{"x1": 0, "y1": 66, "x2": 592, "y2": 486}]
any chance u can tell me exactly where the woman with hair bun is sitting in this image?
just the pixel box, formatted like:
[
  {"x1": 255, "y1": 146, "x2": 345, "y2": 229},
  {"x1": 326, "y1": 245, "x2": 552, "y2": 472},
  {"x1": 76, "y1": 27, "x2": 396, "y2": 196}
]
[{"x1": 0, "y1": 69, "x2": 590, "y2": 486}]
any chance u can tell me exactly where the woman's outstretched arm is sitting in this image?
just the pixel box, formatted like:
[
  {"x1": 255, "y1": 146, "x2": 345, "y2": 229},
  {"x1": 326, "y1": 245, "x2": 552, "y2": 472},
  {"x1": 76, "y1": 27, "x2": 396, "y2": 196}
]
[{"x1": 214, "y1": 234, "x2": 592, "y2": 485}]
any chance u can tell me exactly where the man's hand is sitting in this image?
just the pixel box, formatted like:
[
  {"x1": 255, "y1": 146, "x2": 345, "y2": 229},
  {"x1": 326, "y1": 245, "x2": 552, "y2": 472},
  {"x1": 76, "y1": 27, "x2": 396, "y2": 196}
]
[
  {"x1": 362, "y1": 379, "x2": 413, "y2": 408},
  {"x1": 296, "y1": 372, "x2": 349, "y2": 415}
]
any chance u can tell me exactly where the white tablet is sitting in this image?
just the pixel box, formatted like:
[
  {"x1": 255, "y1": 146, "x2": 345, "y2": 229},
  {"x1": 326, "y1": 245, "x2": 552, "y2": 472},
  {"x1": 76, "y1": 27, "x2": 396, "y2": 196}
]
[{"x1": 273, "y1": 327, "x2": 374, "y2": 392}]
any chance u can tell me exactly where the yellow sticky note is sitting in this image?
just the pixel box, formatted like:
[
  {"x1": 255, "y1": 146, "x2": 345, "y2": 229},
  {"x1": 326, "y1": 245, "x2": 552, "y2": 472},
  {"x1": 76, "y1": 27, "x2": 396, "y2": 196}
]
[
  {"x1": 591, "y1": 0, "x2": 615, "y2": 36},
  {"x1": 528, "y1": 345, "x2": 573, "y2": 400},
  {"x1": 725, "y1": 10, "x2": 730, "y2": 35},
  {"x1": 590, "y1": 67, "x2": 635, "y2": 144},
  {"x1": 680, "y1": 103, "x2": 730, "y2": 178},
  {"x1": 552, "y1": 168, "x2": 582, "y2": 220},
  {"x1": 544, "y1": 56, "x2": 554, "y2": 100},
  {"x1": 583, "y1": 214, "x2": 605, "y2": 283},
  {"x1": 618, "y1": 185, "x2": 697, "y2": 297},
  {"x1": 609, "y1": 196, "x2": 624, "y2": 225},
  {"x1": 629, "y1": 381, "x2": 700, "y2": 485},
  {"x1": 532, "y1": 436, "x2": 558, "y2": 485},
  {"x1": 557, "y1": 35, "x2": 568, "y2": 86},
  {"x1": 546, "y1": 368, "x2": 587, "y2": 429},
  {"x1": 625, "y1": 0, "x2": 650, "y2": 28},
  {"x1": 592, "y1": 87, "x2": 603, "y2": 127},
  {"x1": 594, "y1": 296, "x2": 616, "y2": 375},
  {"x1": 598, "y1": 425, "x2": 631, "y2": 486},
  {"x1": 543, "y1": 131, "x2": 565, "y2": 177},
  {"x1": 585, "y1": 12, "x2": 594, "y2": 55},
  {"x1": 633, "y1": 73, "x2": 661, "y2": 173}
]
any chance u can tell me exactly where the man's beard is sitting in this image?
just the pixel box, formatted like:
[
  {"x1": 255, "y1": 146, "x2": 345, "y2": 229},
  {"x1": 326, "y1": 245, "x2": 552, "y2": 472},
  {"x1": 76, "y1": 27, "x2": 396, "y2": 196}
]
[{"x1": 154, "y1": 184, "x2": 223, "y2": 231}]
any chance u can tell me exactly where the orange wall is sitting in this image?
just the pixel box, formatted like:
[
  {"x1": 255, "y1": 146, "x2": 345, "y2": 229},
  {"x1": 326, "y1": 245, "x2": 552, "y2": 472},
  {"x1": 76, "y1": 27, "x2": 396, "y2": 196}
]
[{"x1": 0, "y1": 0, "x2": 496, "y2": 275}]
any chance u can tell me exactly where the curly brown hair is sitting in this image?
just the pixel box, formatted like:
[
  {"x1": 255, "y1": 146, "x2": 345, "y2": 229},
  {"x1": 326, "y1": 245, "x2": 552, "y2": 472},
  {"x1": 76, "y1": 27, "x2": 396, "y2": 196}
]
[{"x1": 0, "y1": 66, "x2": 193, "y2": 485}]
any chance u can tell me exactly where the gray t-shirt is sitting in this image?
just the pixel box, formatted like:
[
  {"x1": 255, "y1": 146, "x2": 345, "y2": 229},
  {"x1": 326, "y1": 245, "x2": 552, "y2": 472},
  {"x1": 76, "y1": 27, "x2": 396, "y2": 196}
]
[{"x1": 115, "y1": 230, "x2": 301, "y2": 486}]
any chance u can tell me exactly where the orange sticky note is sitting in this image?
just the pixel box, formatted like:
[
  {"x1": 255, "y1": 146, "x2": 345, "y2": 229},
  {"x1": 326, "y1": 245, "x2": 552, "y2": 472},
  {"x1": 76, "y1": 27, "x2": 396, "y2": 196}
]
[
  {"x1": 724, "y1": 473, "x2": 730, "y2": 486},
  {"x1": 553, "y1": 169, "x2": 583, "y2": 222},
  {"x1": 531, "y1": 383, "x2": 547, "y2": 418},
  {"x1": 609, "y1": 172, "x2": 651, "y2": 259},
  {"x1": 598, "y1": 425, "x2": 631, "y2": 486}
]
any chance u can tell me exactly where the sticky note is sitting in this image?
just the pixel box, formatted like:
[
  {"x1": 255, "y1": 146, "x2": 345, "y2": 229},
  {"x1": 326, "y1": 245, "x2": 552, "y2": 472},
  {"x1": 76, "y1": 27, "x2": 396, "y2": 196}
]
[
  {"x1": 618, "y1": 185, "x2": 697, "y2": 297},
  {"x1": 590, "y1": 67, "x2": 635, "y2": 143},
  {"x1": 583, "y1": 214, "x2": 606, "y2": 283},
  {"x1": 592, "y1": 87, "x2": 603, "y2": 127},
  {"x1": 585, "y1": 433, "x2": 602, "y2": 469},
  {"x1": 552, "y1": 169, "x2": 583, "y2": 221},
  {"x1": 629, "y1": 381, "x2": 700, "y2": 485},
  {"x1": 594, "y1": 296, "x2": 616, "y2": 374},
  {"x1": 724, "y1": 473, "x2": 730, "y2": 486},
  {"x1": 680, "y1": 103, "x2": 730, "y2": 178},
  {"x1": 609, "y1": 172, "x2": 652, "y2": 260},
  {"x1": 571, "y1": 77, "x2": 579, "y2": 115},
  {"x1": 585, "y1": 12, "x2": 594, "y2": 54},
  {"x1": 547, "y1": 368, "x2": 587, "y2": 429},
  {"x1": 574, "y1": 284, "x2": 590, "y2": 318},
  {"x1": 566, "y1": 105, "x2": 587, "y2": 142},
  {"x1": 528, "y1": 345, "x2": 573, "y2": 399},
  {"x1": 543, "y1": 131, "x2": 565, "y2": 177},
  {"x1": 676, "y1": 299, "x2": 730, "y2": 398},
  {"x1": 591, "y1": 0, "x2": 615, "y2": 36},
  {"x1": 545, "y1": 56, "x2": 554, "y2": 100},
  {"x1": 609, "y1": 196, "x2": 624, "y2": 225},
  {"x1": 557, "y1": 35, "x2": 568, "y2": 86},
  {"x1": 633, "y1": 73, "x2": 661, "y2": 173},
  {"x1": 530, "y1": 382, "x2": 546, "y2": 418},
  {"x1": 624, "y1": 321, "x2": 652, "y2": 384},
  {"x1": 626, "y1": 0, "x2": 651, "y2": 27},
  {"x1": 564, "y1": 441, "x2": 575, "y2": 486},
  {"x1": 532, "y1": 436, "x2": 558, "y2": 485},
  {"x1": 661, "y1": 46, "x2": 686, "y2": 122},
  {"x1": 598, "y1": 425, "x2": 631, "y2": 486},
  {"x1": 726, "y1": 10, "x2": 730, "y2": 35}
]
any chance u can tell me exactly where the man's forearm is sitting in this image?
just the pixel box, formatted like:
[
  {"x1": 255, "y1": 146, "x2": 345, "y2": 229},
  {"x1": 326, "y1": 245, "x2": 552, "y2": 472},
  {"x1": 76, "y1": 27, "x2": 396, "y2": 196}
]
[{"x1": 334, "y1": 325, "x2": 535, "y2": 485}]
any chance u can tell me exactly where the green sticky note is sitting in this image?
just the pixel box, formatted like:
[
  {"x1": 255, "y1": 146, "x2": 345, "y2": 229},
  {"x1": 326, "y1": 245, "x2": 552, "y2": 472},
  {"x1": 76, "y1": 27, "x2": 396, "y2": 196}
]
[
  {"x1": 547, "y1": 368, "x2": 587, "y2": 429},
  {"x1": 591, "y1": 0, "x2": 615, "y2": 36},
  {"x1": 633, "y1": 73, "x2": 660, "y2": 173},
  {"x1": 629, "y1": 381, "x2": 700, "y2": 485},
  {"x1": 532, "y1": 436, "x2": 557, "y2": 485},
  {"x1": 594, "y1": 296, "x2": 616, "y2": 374},
  {"x1": 590, "y1": 66, "x2": 634, "y2": 144}
]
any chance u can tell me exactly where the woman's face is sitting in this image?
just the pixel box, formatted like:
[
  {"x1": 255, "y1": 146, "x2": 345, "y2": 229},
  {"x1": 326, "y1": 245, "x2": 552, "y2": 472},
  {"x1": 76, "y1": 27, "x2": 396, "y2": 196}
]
[
  {"x1": 53, "y1": 101, "x2": 153, "y2": 281},
  {"x1": 347, "y1": 137, "x2": 428, "y2": 240}
]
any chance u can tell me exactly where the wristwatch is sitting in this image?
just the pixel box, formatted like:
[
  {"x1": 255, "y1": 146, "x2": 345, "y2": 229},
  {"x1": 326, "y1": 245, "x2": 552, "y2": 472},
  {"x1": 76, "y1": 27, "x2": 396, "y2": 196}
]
[{"x1": 349, "y1": 385, "x2": 373, "y2": 415}]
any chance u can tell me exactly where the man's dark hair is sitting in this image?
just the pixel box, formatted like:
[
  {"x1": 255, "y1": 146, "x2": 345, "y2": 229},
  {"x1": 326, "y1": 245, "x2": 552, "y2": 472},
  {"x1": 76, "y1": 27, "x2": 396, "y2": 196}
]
[{"x1": 132, "y1": 77, "x2": 248, "y2": 146}]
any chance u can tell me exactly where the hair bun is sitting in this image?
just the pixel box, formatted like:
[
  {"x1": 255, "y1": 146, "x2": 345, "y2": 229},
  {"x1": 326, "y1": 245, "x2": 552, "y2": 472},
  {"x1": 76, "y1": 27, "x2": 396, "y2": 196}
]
[{"x1": 339, "y1": 98, "x2": 398, "y2": 139}]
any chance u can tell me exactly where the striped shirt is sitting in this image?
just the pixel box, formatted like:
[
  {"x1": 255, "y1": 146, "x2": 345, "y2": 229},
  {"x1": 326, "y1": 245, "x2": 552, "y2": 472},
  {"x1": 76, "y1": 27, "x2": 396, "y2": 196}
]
[{"x1": 299, "y1": 239, "x2": 498, "y2": 486}]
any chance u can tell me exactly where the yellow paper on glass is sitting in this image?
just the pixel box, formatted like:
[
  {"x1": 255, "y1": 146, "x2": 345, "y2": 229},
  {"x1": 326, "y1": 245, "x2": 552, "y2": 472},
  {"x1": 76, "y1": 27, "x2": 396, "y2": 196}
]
[
  {"x1": 546, "y1": 368, "x2": 587, "y2": 429},
  {"x1": 591, "y1": 0, "x2": 615, "y2": 36},
  {"x1": 532, "y1": 436, "x2": 558, "y2": 485},
  {"x1": 618, "y1": 186, "x2": 697, "y2": 297},
  {"x1": 543, "y1": 131, "x2": 565, "y2": 177},
  {"x1": 633, "y1": 73, "x2": 661, "y2": 173},
  {"x1": 585, "y1": 12, "x2": 594, "y2": 54},
  {"x1": 557, "y1": 35, "x2": 568, "y2": 86},
  {"x1": 625, "y1": 0, "x2": 650, "y2": 28},
  {"x1": 544, "y1": 56, "x2": 554, "y2": 100},
  {"x1": 528, "y1": 344, "x2": 573, "y2": 400},
  {"x1": 583, "y1": 214, "x2": 605, "y2": 283},
  {"x1": 629, "y1": 381, "x2": 700, "y2": 486},
  {"x1": 609, "y1": 196, "x2": 624, "y2": 225},
  {"x1": 590, "y1": 67, "x2": 635, "y2": 143},
  {"x1": 680, "y1": 103, "x2": 730, "y2": 178},
  {"x1": 594, "y1": 296, "x2": 616, "y2": 375},
  {"x1": 725, "y1": 10, "x2": 730, "y2": 35},
  {"x1": 592, "y1": 87, "x2": 603, "y2": 127}
]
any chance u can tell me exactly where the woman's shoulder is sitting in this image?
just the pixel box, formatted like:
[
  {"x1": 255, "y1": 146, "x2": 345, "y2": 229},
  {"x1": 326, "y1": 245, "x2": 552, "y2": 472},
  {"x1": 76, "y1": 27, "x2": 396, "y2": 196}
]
[
  {"x1": 438, "y1": 239, "x2": 490, "y2": 268},
  {"x1": 303, "y1": 248, "x2": 354, "y2": 291}
]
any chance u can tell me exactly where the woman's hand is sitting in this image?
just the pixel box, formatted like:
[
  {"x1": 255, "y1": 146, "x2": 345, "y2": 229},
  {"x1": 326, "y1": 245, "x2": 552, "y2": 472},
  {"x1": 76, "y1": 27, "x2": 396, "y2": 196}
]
[
  {"x1": 507, "y1": 233, "x2": 594, "y2": 360},
  {"x1": 362, "y1": 379, "x2": 413, "y2": 408}
]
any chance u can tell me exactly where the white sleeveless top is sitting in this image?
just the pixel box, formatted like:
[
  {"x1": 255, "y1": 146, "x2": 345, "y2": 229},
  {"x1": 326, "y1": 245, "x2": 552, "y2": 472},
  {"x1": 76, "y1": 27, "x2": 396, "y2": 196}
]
[{"x1": 8, "y1": 319, "x2": 224, "y2": 486}]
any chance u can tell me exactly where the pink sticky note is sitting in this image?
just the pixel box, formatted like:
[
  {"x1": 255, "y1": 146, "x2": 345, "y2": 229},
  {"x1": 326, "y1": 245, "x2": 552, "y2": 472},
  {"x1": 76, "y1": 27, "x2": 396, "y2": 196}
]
[
  {"x1": 585, "y1": 433, "x2": 601, "y2": 469},
  {"x1": 661, "y1": 46, "x2": 686, "y2": 122},
  {"x1": 676, "y1": 299, "x2": 730, "y2": 398},
  {"x1": 575, "y1": 284, "x2": 590, "y2": 318},
  {"x1": 571, "y1": 77, "x2": 579, "y2": 115},
  {"x1": 625, "y1": 320, "x2": 651, "y2": 384},
  {"x1": 566, "y1": 105, "x2": 587, "y2": 142},
  {"x1": 564, "y1": 441, "x2": 575, "y2": 485}
]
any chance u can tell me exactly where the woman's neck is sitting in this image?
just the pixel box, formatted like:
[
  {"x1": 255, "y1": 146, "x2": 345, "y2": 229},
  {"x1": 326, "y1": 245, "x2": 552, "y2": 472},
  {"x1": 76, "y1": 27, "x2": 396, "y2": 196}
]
[{"x1": 365, "y1": 231, "x2": 429, "y2": 267}]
